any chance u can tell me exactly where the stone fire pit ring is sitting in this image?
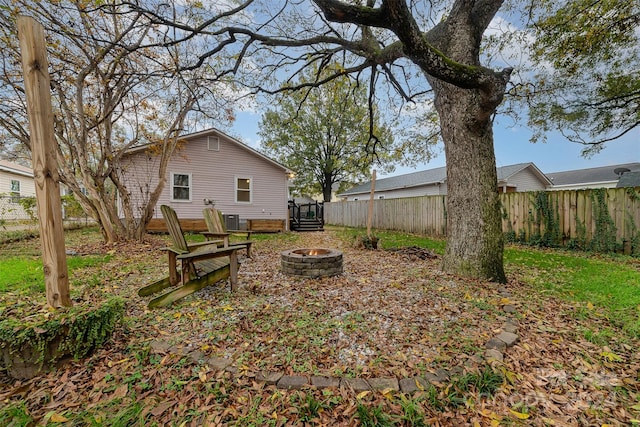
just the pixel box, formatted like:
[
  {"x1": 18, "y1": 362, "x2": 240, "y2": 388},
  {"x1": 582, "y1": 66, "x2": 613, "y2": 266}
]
[{"x1": 281, "y1": 248, "x2": 343, "y2": 278}]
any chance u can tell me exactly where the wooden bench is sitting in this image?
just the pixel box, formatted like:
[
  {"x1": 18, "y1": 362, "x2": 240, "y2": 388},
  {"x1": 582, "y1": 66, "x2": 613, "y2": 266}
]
[{"x1": 246, "y1": 218, "x2": 285, "y2": 233}]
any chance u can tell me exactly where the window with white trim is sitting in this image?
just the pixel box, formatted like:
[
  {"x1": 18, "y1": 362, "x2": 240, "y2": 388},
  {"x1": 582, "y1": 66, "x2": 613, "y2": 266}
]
[
  {"x1": 171, "y1": 172, "x2": 191, "y2": 202},
  {"x1": 208, "y1": 136, "x2": 219, "y2": 151},
  {"x1": 235, "y1": 177, "x2": 252, "y2": 203},
  {"x1": 10, "y1": 179, "x2": 20, "y2": 203}
]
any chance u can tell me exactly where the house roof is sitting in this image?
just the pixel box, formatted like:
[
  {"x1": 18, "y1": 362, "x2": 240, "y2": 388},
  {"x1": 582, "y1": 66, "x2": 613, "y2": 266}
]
[
  {"x1": 340, "y1": 166, "x2": 447, "y2": 196},
  {"x1": 617, "y1": 171, "x2": 640, "y2": 188},
  {"x1": 125, "y1": 128, "x2": 293, "y2": 174},
  {"x1": 546, "y1": 163, "x2": 640, "y2": 187},
  {"x1": 339, "y1": 162, "x2": 548, "y2": 196},
  {"x1": 0, "y1": 159, "x2": 33, "y2": 178},
  {"x1": 496, "y1": 162, "x2": 552, "y2": 186}
]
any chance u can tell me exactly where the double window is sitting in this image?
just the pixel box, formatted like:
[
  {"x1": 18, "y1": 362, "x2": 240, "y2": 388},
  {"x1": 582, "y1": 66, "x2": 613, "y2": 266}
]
[{"x1": 171, "y1": 172, "x2": 191, "y2": 202}]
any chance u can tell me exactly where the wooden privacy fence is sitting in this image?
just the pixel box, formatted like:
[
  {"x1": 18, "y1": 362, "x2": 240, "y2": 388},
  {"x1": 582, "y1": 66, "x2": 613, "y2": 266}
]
[
  {"x1": 326, "y1": 196, "x2": 448, "y2": 236},
  {"x1": 325, "y1": 187, "x2": 640, "y2": 249}
]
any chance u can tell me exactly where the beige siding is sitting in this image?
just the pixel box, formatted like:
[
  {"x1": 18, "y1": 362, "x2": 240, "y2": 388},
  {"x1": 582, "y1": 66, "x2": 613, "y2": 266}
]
[
  {"x1": 345, "y1": 183, "x2": 447, "y2": 201},
  {"x1": 0, "y1": 169, "x2": 36, "y2": 220},
  {"x1": 120, "y1": 133, "x2": 289, "y2": 223},
  {"x1": 504, "y1": 169, "x2": 549, "y2": 192},
  {"x1": 0, "y1": 170, "x2": 35, "y2": 197}
]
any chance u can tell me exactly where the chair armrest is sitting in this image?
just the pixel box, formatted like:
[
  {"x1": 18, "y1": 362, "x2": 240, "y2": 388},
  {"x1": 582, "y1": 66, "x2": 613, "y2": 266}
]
[
  {"x1": 202, "y1": 232, "x2": 229, "y2": 239},
  {"x1": 161, "y1": 246, "x2": 188, "y2": 255},
  {"x1": 227, "y1": 229, "x2": 253, "y2": 239},
  {"x1": 187, "y1": 240, "x2": 223, "y2": 249},
  {"x1": 176, "y1": 244, "x2": 246, "y2": 261},
  {"x1": 162, "y1": 241, "x2": 222, "y2": 255}
]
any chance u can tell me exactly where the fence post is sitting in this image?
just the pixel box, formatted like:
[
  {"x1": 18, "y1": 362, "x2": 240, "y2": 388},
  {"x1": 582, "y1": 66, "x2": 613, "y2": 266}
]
[{"x1": 18, "y1": 16, "x2": 71, "y2": 308}]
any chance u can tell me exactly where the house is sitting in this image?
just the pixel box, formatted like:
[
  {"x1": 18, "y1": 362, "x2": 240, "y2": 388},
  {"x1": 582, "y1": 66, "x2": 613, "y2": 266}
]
[
  {"x1": 0, "y1": 159, "x2": 35, "y2": 221},
  {"x1": 546, "y1": 163, "x2": 640, "y2": 190},
  {"x1": 338, "y1": 162, "x2": 551, "y2": 201},
  {"x1": 120, "y1": 128, "x2": 293, "y2": 231}
]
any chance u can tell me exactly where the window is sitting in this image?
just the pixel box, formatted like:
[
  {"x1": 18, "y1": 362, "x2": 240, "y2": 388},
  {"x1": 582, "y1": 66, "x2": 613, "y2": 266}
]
[
  {"x1": 171, "y1": 172, "x2": 191, "y2": 202},
  {"x1": 235, "y1": 177, "x2": 252, "y2": 203},
  {"x1": 10, "y1": 180, "x2": 20, "y2": 203},
  {"x1": 208, "y1": 136, "x2": 219, "y2": 151}
]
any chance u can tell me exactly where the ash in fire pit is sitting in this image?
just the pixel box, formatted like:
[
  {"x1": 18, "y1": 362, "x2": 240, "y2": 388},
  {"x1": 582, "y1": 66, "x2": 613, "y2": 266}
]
[{"x1": 281, "y1": 248, "x2": 343, "y2": 278}]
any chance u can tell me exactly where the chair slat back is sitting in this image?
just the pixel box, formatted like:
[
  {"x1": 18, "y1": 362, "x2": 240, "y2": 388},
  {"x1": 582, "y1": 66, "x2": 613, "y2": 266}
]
[
  {"x1": 161, "y1": 205, "x2": 189, "y2": 253},
  {"x1": 203, "y1": 207, "x2": 227, "y2": 233}
]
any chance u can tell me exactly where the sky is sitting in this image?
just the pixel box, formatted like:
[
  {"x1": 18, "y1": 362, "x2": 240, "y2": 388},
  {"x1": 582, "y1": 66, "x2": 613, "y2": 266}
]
[{"x1": 229, "y1": 110, "x2": 639, "y2": 180}]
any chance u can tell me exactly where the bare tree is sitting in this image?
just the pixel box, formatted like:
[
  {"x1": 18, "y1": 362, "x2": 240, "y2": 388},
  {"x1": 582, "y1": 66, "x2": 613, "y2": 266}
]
[{"x1": 0, "y1": 0, "x2": 240, "y2": 241}]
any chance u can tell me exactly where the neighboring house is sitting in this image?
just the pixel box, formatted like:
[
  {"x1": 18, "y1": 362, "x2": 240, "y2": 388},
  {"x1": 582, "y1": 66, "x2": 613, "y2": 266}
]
[
  {"x1": 0, "y1": 159, "x2": 35, "y2": 221},
  {"x1": 546, "y1": 162, "x2": 640, "y2": 190},
  {"x1": 338, "y1": 162, "x2": 551, "y2": 201},
  {"x1": 120, "y1": 128, "x2": 293, "y2": 230}
]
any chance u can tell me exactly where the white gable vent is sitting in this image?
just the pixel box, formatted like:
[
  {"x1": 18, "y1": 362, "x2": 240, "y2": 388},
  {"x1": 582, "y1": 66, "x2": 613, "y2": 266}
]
[{"x1": 208, "y1": 136, "x2": 220, "y2": 151}]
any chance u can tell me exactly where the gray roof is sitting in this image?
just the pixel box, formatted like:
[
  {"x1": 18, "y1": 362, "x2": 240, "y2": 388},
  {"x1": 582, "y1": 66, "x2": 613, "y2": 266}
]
[
  {"x1": 340, "y1": 162, "x2": 546, "y2": 196},
  {"x1": 340, "y1": 166, "x2": 447, "y2": 195},
  {"x1": 0, "y1": 159, "x2": 33, "y2": 177},
  {"x1": 496, "y1": 163, "x2": 544, "y2": 181},
  {"x1": 617, "y1": 171, "x2": 640, "y2": 188},
  {"x1": 546, "y1": 163, "x2": 640, "y2": 186}
]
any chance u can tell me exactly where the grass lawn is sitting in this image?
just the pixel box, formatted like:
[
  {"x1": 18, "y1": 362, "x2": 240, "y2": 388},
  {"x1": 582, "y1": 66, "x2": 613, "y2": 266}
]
[{"x1": 0, "y1": 226, "x2": 639, "y2": 426}]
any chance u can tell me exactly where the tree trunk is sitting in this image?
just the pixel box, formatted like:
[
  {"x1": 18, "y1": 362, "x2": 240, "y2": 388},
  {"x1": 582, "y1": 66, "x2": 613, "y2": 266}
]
[
  {"x1": 322, "y1": 171, "x2": 333, "y2": 202},
  {"x1": 429, "y1": 78, "x2": 506, "y2": 283}
]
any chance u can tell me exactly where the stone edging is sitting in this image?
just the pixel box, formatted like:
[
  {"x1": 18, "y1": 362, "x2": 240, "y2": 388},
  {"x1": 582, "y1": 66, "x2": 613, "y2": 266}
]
[
  {"x1": 149, "y1": 285, "x2": 520, "y2": 394},
  {"x1": 484, "y1": 285, "x2": 520, "y2": 364}
]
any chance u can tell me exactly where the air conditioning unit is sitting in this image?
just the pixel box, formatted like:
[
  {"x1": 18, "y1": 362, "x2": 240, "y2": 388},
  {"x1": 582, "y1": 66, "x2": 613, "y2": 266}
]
[{"x1": 223, "y1": 214, "x2": 240, "y2": 231}]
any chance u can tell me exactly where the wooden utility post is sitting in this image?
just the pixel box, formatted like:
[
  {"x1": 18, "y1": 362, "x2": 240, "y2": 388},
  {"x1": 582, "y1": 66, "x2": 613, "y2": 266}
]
[
  {"x1": 17, "y1": 16, "x2": 71, "y2": 308},
  {"x1": 367, "y1": 169, "x2": 376, "y2": 237}
]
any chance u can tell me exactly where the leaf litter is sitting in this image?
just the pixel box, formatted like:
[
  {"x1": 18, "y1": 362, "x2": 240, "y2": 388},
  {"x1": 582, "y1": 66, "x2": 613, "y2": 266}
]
[{"x1": 0, "y1": 229, "x2": 638, "y2": 425}]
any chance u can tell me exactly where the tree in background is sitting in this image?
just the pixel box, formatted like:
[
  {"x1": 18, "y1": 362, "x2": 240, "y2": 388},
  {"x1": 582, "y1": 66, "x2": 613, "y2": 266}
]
[
  {"x1": 527, "y1": 0, "x2": 639, "y2": 155},
  {"x1": 0, "y1": 0, "x2": 238, "y2": 241},
  {"x1": 259, "y1": 66, "x2": 398, "y2": 202}
]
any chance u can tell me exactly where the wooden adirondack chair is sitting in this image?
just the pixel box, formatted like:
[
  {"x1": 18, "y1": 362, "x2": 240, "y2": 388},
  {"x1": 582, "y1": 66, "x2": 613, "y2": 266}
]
[
  {"x1": 202, "y1": 207, "x2": 254, "y2": 258},
  {"x1": 138, "y1": 205, "x2": 247, "y2": 308}
]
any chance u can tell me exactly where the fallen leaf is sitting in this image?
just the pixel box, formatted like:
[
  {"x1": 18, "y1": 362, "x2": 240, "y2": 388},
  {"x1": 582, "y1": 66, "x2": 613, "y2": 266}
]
[
  {"x1": 50, "y1": 413, "x2": 69, "y2": 423},
  {"x1": 112, "y1": 384, "x2": 128, "y2": 399},
  {"x1": 356, "y1": 390, "x2": 370, "y2": 399},
  {"x1": 600, "y1": 351, "x2": 622, "y2": 362},
  {"x1": 510, "y1": 409, "x2": 530, "y2": 419},
  {"x1": 150, "y1": 400, "x2": 177, "y2": 417}
]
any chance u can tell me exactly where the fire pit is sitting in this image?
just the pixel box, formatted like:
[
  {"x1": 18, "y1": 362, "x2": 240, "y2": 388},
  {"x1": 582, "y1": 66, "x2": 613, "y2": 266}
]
[{"x1": 281, "y1": 248, "x2": 343, "y2": 278}]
